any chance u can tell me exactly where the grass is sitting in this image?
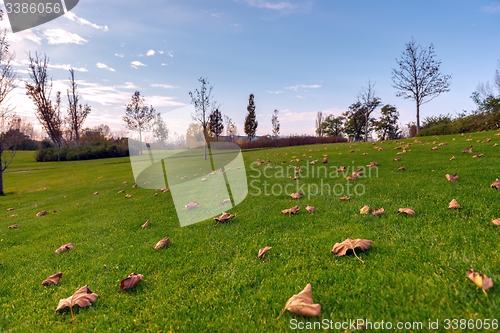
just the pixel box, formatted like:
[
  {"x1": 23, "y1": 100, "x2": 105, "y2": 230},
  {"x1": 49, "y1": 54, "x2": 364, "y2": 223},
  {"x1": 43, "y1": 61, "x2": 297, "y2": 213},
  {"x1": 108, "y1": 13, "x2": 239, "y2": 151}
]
[{"x1": 1, "y1": 131, "x2": 500, "y2": 332}]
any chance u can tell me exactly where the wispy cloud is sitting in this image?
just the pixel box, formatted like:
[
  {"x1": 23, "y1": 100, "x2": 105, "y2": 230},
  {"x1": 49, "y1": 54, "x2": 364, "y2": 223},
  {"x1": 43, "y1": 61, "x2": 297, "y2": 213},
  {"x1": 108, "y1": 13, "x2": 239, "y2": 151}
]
[
  {"x1": 114, "y1": 53, "x2": 124, "y2": 58},
  {"x1": 481, "y1": 3, "x2": 500, "y2": 13},
  {"x1": 202, "y1": 10, "x2": 224, "y2": 18},
  {"x1": 49, "y1": 63, "x2": 88, "y2": 72},
  {"x1": 115, "y1": 82, "x2": 138, "y2": 89},
  {"x1": 146, "y1": 49, "x2": 155, "y2": 56},
  {"x1": 64, "y1": 12, "x2": 109, "y2": 31},
  {"x1": 96, "y1": 63, "x2": 116, "y2": 72},
  {"x1": 150, "y1": 84, "x2": 178, "y2": 89},
  {"x1": 130, "y1": 61, "x2": 147, "y2": 69},
  {"x1": 267, "y1": 90, "x2": 283, "y2": 94},
  {"x1": 43, "y1": 29, "x2": 87, "y2": 44},
  {"x1": 239, "y1": 0, "x2": 298, "y2": 11},
  {"x1": 285, "y1": 84, "x2": 321, "y2": 91}
]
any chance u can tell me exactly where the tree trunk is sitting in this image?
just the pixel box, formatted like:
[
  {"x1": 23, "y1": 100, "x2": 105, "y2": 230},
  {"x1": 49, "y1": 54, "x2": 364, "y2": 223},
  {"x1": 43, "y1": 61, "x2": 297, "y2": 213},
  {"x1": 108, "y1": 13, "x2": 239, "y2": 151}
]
[
  {"x1": 0, "y1": 166, "x2": 4, "y2": 196},
  {"x1": 416, "y1": 101, "x2": 420, "y2": 134}
]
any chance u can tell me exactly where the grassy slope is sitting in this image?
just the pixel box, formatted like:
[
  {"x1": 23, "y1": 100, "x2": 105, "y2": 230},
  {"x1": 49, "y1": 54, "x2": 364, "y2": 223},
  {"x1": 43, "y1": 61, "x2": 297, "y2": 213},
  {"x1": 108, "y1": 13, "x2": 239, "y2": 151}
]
[{"x1": 1, "y1": 131, "x2": 499, "y2": 332}]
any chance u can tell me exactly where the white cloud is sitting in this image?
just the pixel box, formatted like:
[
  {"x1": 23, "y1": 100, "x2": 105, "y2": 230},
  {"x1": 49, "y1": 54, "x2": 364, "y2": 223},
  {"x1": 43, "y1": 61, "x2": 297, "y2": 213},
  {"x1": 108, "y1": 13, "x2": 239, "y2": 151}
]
[
  {"x1": 296, "y1": 95, "x2": 305, "y2": 99},
  {"x1": 96, "y1": 63, "x2": 116, "y2": 72},
  {"x1": 238, "y1": 0, "x2": 297, "y2": 11},
  {"x1": 161, "y1": 63, "x2": 168, "y2": 66},
  {"x1": 481, "y1": 3, "x2": 500, "y2": 13},
  {"x1": 115, "y1": 82, "x2": 138, "y2": 89},
  {"x1": 167, "y1": 51, "x2": 174, "y2": 58},
  {"x1": 150, "y1": 84, "x2": 177, "y2": 89},
  {"x1": 146, "y1": 49, "x2": 155, "y2": 56},
  {"x1": 130, "y1": 61, "x2": 147, "y2": 69},
  {"x1": 43, "y1": 29, "x2": 87, "y2": 44},
  {"x1": 49, "y1": 63, "x2": 88, "y2": 72},
  {"x1": 65, "y1": 12, "x2": 109, "y2": 31},
  {"x1": 114, "y1": 53, "x2": 124, "y2": 58},
  {"x1": 2, "y1": 18, "x2": 42, "y2": 44},
  {"x1": 267, "y1": 90, "x2": 283, "y2": 94},
  {"x1": 285, "y1": 84, "x2": 321, "y2": 91},
  {"x1": 158, "y1": 51, "x2": 164, "y2": 54}
]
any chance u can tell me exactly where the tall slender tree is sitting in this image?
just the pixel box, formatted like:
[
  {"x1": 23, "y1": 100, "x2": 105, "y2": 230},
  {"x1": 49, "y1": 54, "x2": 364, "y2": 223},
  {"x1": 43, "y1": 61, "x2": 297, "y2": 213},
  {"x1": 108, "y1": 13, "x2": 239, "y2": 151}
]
[
  {"x1": 244, "y1": 93, "x2": 258, "y2": 141},
  {"x1": 25, "y1": 52, "x2": 63, "y2": 160},
  {"x1": 209, "y1": 108, "x2": 224, "y2": 142},
  {"x1": 189, "y1": 77, "x2": 216, "y2": 159},
  {"x1": 359, "y1": 80, "x2": 381, "y2": 142},
  {"x1": 123, "y1": 91, "x2": 157, "y2": 153},
  {"x1": 392, "y1": 37, "x2": 452, "y2": 133},
  {"x1": 66, "y1": 68, "x2": 91, "y2": 146},
  {"x1": 315, "y1": 111, "x2": 324, "y2": 137},
  {"x1": 271, "y1": 109, "x2": 280, "y2": 138}
]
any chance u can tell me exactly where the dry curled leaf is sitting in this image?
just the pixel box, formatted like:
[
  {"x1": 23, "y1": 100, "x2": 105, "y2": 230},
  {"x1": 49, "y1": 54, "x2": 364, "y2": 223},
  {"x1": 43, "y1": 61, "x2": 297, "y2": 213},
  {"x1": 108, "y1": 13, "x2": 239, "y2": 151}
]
[
  {"x1": 332, "y1": 238, "x2": 373, "y2": 264},
  {"x1": 185, "y1": 202, "x2": 199, "y2": 210},
  {"x1": 445, "y1": 173, "x2": 459, "y2": 182},
  {"x1": 398, "y1": 166, "x2": 406, "y2": 171},
  {"x1": 278, "y1": 284, "x2": 321, "y2": 318},
  {"x1": 36, "y1": 210, "x2": 48, "y2": 216},
  {"x1": 431, "y1": 146, "x2": 438, "y2": 150},
  {"x1": 214, "y1": 212, "x2": 235, "y2": 223},
  {"x1": 132, "y1": 183, "x2": 138, "y2": 188},
  {"x1": 42, "y1": 272, "x2": 62, "y2": 286},
  {"x1": 472, "y1": 154, "x2": 483, "y2": 158},
  {"x1": 55, "y1": 285, "x2": 98, "y2": 323},
  {"x1": 141, "y1": 220, "x2": 150, "y2": 229},
  {"x1": 161, "y1": 188, "x2": 169, "y2": 193},
  {"x1": 125, "y1": 194, "x2": 132, "y2": 198},
  {"x1": 462, "y1": 146, "x2": 473, "y2": 153},
  {"x1": 339, "y1": 195, "x2": 350, "y2": 201},
  {"x1": 372, "y1": 208, "x2": 384, "y2": 215},
  {"x1": 55, "y1": 243, "x2": 74, "y2": 254},
  {"x1": 117, "y1": 190, "x2": 124, "y2": 194},
  {"x1": 281, "y1": 206, "x2": 300, "y2": 215},
  {"x1": 8, "y1": 224, "x2": 18, "y2": 229},
  {"x1": 450, "y1": 156, "x2": 456, "y2": 160},
  {"x1": 218, "y1": 198, "x2": 231, "y2": 205},
  {"x1": 367, "y1": 161, "x2": 378, "y2": 168},
  {"x1": 120, "y1": 273, "x2": 143, "y2": 290},
  {"x1": 448, "y1": 199, "x2": 461, "y2": 209},
  {"x1": 491, "y1": 218, "x2": 500, "y2": 226},
  {"x1": 322, "y1": 157, "x2": 328, "y2": 164},
  {"x1": 337, "y1": 166, "x2": 345, "y2": 172},
  {"x1": 398, "y1": 208, "x2": 415, "y2": 215},
  {"x1": 154, "y1": 237, "x2": 171, "y2": 250},
  {"x1": 306, "y1": 205, "x2": 314, "y2": 213},
  {"x1": 467, "y1": 269, "x2": 493, "y2": 295},
  {"x1": 6, "y1": 207, "x2": 14, "y2": 211},
  {"x1": 360, "y1": 205, "x2": 370, "y2": 215},
  {"x1": 258, "y1": 246, "x2": 272, "y2": 259},
  {"x1": 290, "y1": 192, "x2": 302, "y2": 199},
  {"x1": 393, "y1": 157, "x2": 401, "y2": 161},
  {"x1": 93, "y1": 191, "x2": 99, "y2": 195},
  {"x1": 491, "y1": 179, "x2": 500, "y2": 189}
]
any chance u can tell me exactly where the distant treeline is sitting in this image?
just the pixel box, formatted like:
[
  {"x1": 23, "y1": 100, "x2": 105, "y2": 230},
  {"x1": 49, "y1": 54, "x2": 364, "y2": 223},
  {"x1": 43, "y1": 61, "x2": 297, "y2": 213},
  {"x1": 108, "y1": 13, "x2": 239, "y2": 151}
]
[
  {"x1": 418, "y1": 110, "x2": 500, "y2": 136},
  {"x1": 35, "y1": 141, "x2": 129, "y2": 162},
  {"x1": 237, "y1": 135, "x2": 347, "y2": 149}
]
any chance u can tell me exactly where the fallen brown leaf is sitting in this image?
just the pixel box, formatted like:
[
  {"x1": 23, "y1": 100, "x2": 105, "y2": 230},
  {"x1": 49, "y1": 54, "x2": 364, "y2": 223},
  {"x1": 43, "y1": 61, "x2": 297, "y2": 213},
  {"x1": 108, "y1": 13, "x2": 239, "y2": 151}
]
[
  {"x1": 55, "y1": 243, "x2": 74, "y2": 254},
  {"x1": 258, "y1": 246, "x2": 272, "y2": 259},
  {"x1": 472, "y1": 154, "x2": 483, "y2": 158},
  {"x1": 132, "y1": 184, "x2": 138, "y2": 188},
  {"x1": 360, "y1": 205, "x2": 370, "y2": 215},
  {"x1": 306, "y1": 205, "x2": 314, "y2": 213},
  {"x1": 185, "y1": 202, "x2": 199, "y2": 210},
  {"x1": 214, "y1": 212, "x2": 235, "y2": 223},
  {"x1": 448, "y1": 199, "x2": 461, "y2": 209},
  {"x1": 393, "y1": 158, "x2": 401, "y2": 161},
  {"x1": 398, "y1": 166, "x2": 406, "y2": 171},
  {"x1": 36, "y1": 210, "x2": 48, "y2": 216},
  {"x1": 141, "y1": 220, "x2": 150, "y2": 229},
  {"x1": 462, "y1": 146, "x2": 473, "y2": 153},
  {"x1": 118, "y1": 190, "x2": 124, "y2": 194},
  {"x1": 372, "y1": 208, "x2": 384, "y2": 215},
  {"x1": 291, "y1": 192, "x2": 302, "y2": 199},
  {"x1": 120, "y1": 273, "x2": 143, "y2": 290},
  {"x1": 55, "y1": 285, "x2": 98, "y2": 323},
  {"x1": 337, "y1": 166, "x2": 346, "y2": 172},
  {"x1": 218, "y1": 198, "x2": 231, "y2": 205},
  {"x1": 431, "y1": 146, "x2": 438, "y2": 150},
  {"x1": 491, "y1": 179, "x2": 500, "y2": 189},
  {"x1": 278, "y1": 284, "x2": 321, "y2": 318},
  {"x1": 161, "y1": 188, "x2": 169, "y2": 193},
  {"x1": 398, "y1": 208, "x2": 415, "y2": 215},
  {"x1": 42, "y1": 272, "x2": 62, "y2": 286},
  {"x1": 331, "y1": 238, "x2": 373, "y2": 264},
  {"x1": 491, "y1": 218, "x2": 500, "y2": 225},
  {"x1": 367, "y1": 161, "x2": 378, "y2": 168},
  {"x1": 6, "y1": 207, "x2": 14, "y2": 211},
  {"x1": 8, "y1": 224, "x2": 18, "y2": 229},
  {"x1": 281, "y1": 206, "x2": 300, "y2": 215},
  {"x1": 154, "y1": 237, "x2": 171, "y2": 250},
  {"x1": 445, "y1": 173, "x2": 459, "y2": 182},
  {"x1": 93, "y1": 191, "x2": 99, "y2": 195},
  {"x1": 450, "y1": 156, "x2": 456, "y2": 160},
  {"x1": 467, "y1": 269, "x2": 493, "y2": 296},
  {"x1": 322, "y1": 157, "x2": 328, "y2": 164},
  {"x1": 339, "y1": 195, "x2": 350, "y2": 201}
]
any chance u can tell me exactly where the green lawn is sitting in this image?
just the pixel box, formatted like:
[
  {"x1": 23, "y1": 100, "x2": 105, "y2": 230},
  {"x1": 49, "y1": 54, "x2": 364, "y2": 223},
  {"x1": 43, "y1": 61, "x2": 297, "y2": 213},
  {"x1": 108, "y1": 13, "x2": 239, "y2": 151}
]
[{"x1": 1, "y1": 131, "x2": 500, "y2": 332}]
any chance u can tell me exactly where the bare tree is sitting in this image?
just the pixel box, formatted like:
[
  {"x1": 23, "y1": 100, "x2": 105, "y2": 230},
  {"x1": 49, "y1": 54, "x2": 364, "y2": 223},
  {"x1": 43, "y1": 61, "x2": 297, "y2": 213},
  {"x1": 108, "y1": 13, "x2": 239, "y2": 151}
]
[
  {"x1": 0, "y1": 10, "x2": 18, "y2": 195},
  {"x1": 189, "y1": 77, "x2": 216, "y2": 160},
  {"x1": 25, "y1": 52, "x2": 63, "y2": 160},
  {"x1": 359, "y1": 80, "x2": 381, "y2": 142},
  {"x1": 271, "y1": 109, "x2": 280, "y2": 138},
  {"x1": 152, "y1": 114, "x2": 169, "y2": 147},
  {"x1": 66, "y1": 68, "x2": 91, "y2": 146},
  {"x1": 123, "y1": 91, "x2": 157, "y2": 153},
  {"x1": 392, "y1": 37, "x2": 452, "y2": 133},
  {"x1": 209, "y1": 108, "x2": 224, "y2": 142},
  {"x1": 224, "y1": 115, "x2": 237, "y2": 143},
  {"x1": 315, "y1": 111, "x2": 324, "y2": 137}
]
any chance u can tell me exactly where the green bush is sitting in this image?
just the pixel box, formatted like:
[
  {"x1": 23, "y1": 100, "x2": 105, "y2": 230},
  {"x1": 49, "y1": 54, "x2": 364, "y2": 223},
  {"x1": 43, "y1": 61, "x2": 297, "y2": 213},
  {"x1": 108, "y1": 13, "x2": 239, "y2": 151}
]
[{"x1": 35, "y1": 144, "x2": 129, "y2": 162}]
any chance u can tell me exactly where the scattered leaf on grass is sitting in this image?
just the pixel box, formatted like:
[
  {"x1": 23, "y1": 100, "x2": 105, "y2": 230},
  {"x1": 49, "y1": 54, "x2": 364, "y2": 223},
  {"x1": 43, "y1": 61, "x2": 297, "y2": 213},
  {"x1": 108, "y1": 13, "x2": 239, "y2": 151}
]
[
  {"x1": 398, "y1": 208, "x2": 415, "y2": 215},
  {"x1": 6, "y1": 207, "x2": 14, "y2": 211},
  {"x1": 93, "y1": 192, "x2": 99, "y2": 195},
  {"x1": 185, "y1": 202, "x2": 199, "y2": 210},
  {"x1": 472, "y1": 154, "x2": 483, "y2": 158},
  {"x1": 291, "y1": 192, "x2": 302, "y2": 199},
  {"x1": 467, "y1": 269, "x2": 493, "y2": 296},
  {"x1": 492, "y1": 218, "x2": 500, "y2": 225},
  {"x1": 446, "y1": 173, "x2": 459, "y2": 182},
  {"x1": 278, "y1": 284, "x2": 321, "y2": 318},
  {"x1": 42, "y1": 272, "x2": 62, "y2": 286},
  {"x1": 347, "y1": 168, "x2": 363, "y2": 180},
  {"x1": 132, "y1": 184, "x2": 138, "y2": 188},
  {"x1": 8, "y1": 224, "x2": 18, "y2": 229},
  {"x1": 367, "y1": 161, "x2": 378, "y2": 168},
  {"x1": 154, "y1": 237, "x2": 171, "y2": 250},
  {"x1": 398, "y1": 166, "x2": 406, "y2": 171},
  {"x1": 161, "y1": 188, "x2": 169, "y2": 193},
  {"x1": 393, "y1": 158, "x2": 401, "y2": 161},
  {"x1": 448, "y1": 199, "x2": 461, "y2": 209},
  {"x1": 337, "y1": 166, "x2": 345, "y2": 172},
  {"x1": 372, "y1": 208, "x2": 384, "y2": 215},
  {"x1": 306, "y1": 206, "x2": 314, "y2": 213},
  {"x1": 218, "y1": 198, "x2": 231, "y2": 205},
  {"x1": 10, "y1": 214, "x2": 18, "y2": 217},
  {"x1": 360, "y1": 205, "x2": 370, "y2": 215},
  {"x1": 117, "y1": 190, "x2": 124, "y2": 194},
  {"x1": 450, "y1": 156, "x2": 456, "y2": 160},
  {"x1": 490, "y1": 179, "x2": 500, "y2": 189},
  {"x1": 120, "y1": 273, "x2": 143, "y2": 290},
  {"x1": 258, "y1": 246, "x2": 272, "y2": 259},
  {"x1": 431, "y1": 146, "x2": 438, "y2": 150},
  {"x1": 55, "y1": 243, "x2": 74, "y2": 254},
  {"x1": 141, "y1": 220, "x2": 150, "y2": 229},
  {"x1": 55, "y1": 285, "x2": 98, "y2": 323},
  {"x1": 281, "y1": 206, "x2": 300, "y2": 215},
  {"x1": 462, "y1": 146, "x2": 473, "y2": 153},
  {"x1": 339, "y1": 195, "x2": 350, "y2": 201},
  {"x1": 36, "y1": 210, "x2": 48, "y2": 216},
  {"x1": 214, "y1": 212, "x2": 235, "y2": 223},
  {"x1": 332, "y1": 238, "x2": 372, "y2": 264}
]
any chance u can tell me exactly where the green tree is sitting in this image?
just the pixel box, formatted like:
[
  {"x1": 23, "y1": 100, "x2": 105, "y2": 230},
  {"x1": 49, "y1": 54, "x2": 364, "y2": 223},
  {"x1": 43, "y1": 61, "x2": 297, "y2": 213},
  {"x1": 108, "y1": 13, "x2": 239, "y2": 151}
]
[
  {"x1": 209, "y1": 108, "x2": 224, "y2": 142},
  {"x1": 373, "y1": 104, "x2": 400, "y2": 140},
  {"x1": 343, "y1": 101, "x2": 369, "y2": 142},
  {"x1": 244, "y1": 94, "x2": 258, "y2": 141},
  {"x1": 392, "y1": 37, "x2": 452, "y2": 133},
  {"x1": 321, "y1": 115, "x2": 344, "y2": 137},
  {"x1": 271, "y1": 109, "x2": 280, "y2": 138},
  {"x1": 152, "y1": 114, "x2": 169, "y2": 147}
]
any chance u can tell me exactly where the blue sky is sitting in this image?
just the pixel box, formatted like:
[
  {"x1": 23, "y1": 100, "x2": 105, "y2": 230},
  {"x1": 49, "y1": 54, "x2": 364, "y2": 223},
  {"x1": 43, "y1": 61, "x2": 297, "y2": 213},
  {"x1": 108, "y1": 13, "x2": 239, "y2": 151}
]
[{"x1": 2, "y1": 0, "x2": 500, "y2": 139}]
